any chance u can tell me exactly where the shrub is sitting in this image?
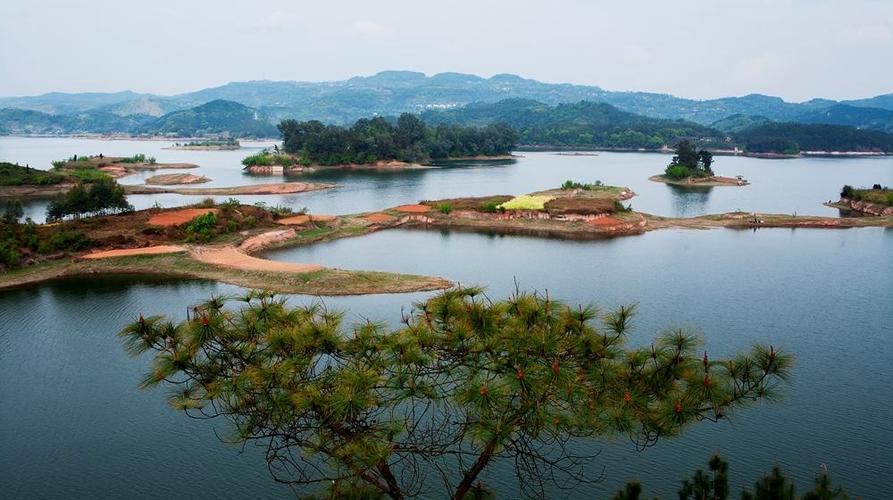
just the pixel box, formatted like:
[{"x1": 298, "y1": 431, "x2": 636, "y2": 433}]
[
  {"x1": 480, "y1": 201, "x2": 504, "y2": 213},
  {"x1": 561, "y1": 180, "x2": 604, "y2": 190},
  {"x1": 0, "y1": 239, "x2": 22, "y2": 267},
  {"x1": 840, "y1": 185, "x2": 856, "y2": 199},
  {"x1": 185, "y1": 212, "x2": 218, "y2": 243},
  {"x1": 437, "y1": 203, "x2": 453, "y2": 214},
  {"x1": 665, "y1": 165, "x2": 693, "y2": 180},
  {"x1": 3, "y1": 200, "x2": 24, "y2": 224},
  {"x1": 49, "y1": 230, "x2": 91, "y2": 252},
  {"x1": 198, "y1": 198, "x2": 216, "y2": 208}
]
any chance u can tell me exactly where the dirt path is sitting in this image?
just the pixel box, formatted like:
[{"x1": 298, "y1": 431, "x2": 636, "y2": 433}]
[
  {"x1": 82, "y1": 245, "x2": 186, "y2": 259},
  {"x1": 192, "y1": 246, "x2": 322, "y2": 273}
]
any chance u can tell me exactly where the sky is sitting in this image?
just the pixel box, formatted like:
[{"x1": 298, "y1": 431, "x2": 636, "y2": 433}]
[{"x1": 1, "y1": 0, "x2": 891, "y2": 102}]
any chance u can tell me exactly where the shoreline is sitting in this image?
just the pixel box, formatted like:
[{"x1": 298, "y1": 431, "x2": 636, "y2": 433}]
[
  {"x1": 123, "y1": 181, "x2": 335, "y2": 196},
  {"x1": 1, "y1": 203, "x2": 890, "y2": 294},
  {"x1": 244, "y1": 154, "x2": 519, "y2": 175},
  {"x1": 649, "y1": 174, "x2": 749, "y2": 187}
]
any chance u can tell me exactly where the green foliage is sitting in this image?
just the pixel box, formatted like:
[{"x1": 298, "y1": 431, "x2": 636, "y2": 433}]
[
  {"x1": 480, "y1": 200, "x2": 505, "y2": 213},
  {"x1": 278, "y1": 113, "x2": 517, "y2": 165},
  {"x1": 3, "y1": 199, "x2": 24, "y2": 224},
  {"x1": 46, "y1": 179, "x2": 133, "y2": 221},
  {"x1": 118, "y1": 153, "x2": 147, "y2": 163},
  {"x1": 68, "y1": 168, "x2": 111, "y2": 183},
  {"x1": 437, "y1": 202, "x2": 453, "y2": 214},
  {"x1": 121, "y1": 288, "x2": 792, "y2": 499},
  {"x1": 0, "y1": 162, "x2": 65, "y2": 186},
  {"x1": 147, "y1": 99, "x2": 278, "y2": 138},
  {"x1": 735, "y1": 122, "x2": 893, "y2": 154},
  {"x1": 665, "y1": 141, "x2": 715, "y2": 178},
  {"x1": 611, "y1": 455, "x2": 848, "y2": 500},
  {"x1": 184, "y1": 212, "x2": 218, "y2": 243},
  {"x1": 241, "y1": 151, "x2": 296, "y2": 167},
  {"x1": 678, "y1": 455, "x2": 729, "y2": 500},
  {"x1": 422, "y1": 99, "x2": 723, "y2": 150},
  {"x1": 665, "y1": 165, "x2": 693, "y2": 180},
  {"x1": 840, "y1": 184, "x2": 892, "y2": 206},
  {"x1": 561, "y1": 179, "x2": 604, "y2": 190},
  {"x1": 178, "y1": 138, "x2": 240, "y2": 147},
  {"x1": 48, "y1": 229, "x2": 91, "y2": 252}
]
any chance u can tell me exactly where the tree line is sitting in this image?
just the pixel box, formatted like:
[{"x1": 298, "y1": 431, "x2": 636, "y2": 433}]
[
  {"x1": 277, "y1": 113, "x2": 518, "y2": 165},
  {"x1": 46, "y1": 178, "x2": 133, "y2": 221}
]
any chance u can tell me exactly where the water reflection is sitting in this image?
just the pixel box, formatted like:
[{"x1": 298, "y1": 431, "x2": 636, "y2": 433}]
[{"x1": 666, "y1": 184, "x2": 713, "y2": 216}]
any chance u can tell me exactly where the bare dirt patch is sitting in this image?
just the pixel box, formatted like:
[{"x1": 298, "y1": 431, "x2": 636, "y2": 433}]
[
  {"x1": 82, "y1": 245, "x2": 186, "y2": 259},
  {"x1": 148, "y1": 208, "x2": 218, "y2": 227},
  {"x1": 145, "y1": 173, "x2": 210, "y2": 185},
  {"x1": 394, "y1": 204, "x2": 432, "y2": 214},
  {"x1": 363, "y1": 213, "x2": 396, "y2": 223},
  {"x1": 239, "y1": 229, "x2": 297, "y2": 253},
  {"x1": 277, "y1": 215, "x2": 311, "y2": 226},
  {"x1": 310, "y1": 214, "x2": 337, "y2": 222},
  {"x1": 193, "y1": 246, "x2": 322, "y2": 274}
]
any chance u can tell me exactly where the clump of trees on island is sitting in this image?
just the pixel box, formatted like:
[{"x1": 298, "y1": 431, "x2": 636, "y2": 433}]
[
  {"x1": 664, "y1": 140, "x2": 715, "y2": 179},
  {"x1": 274, "y1": 113, "x2": 517, "y2": 165},
  {"x1": 46, "y1": 178, "x2": 133, "y2": 221},
  {"x1": 0, "y1": 199, "x2": 93, "y2": 269},
  {"x1": 122, "y1": 288, "x2": 791, "y2": 499},
  {"x1": 840, "y1": 183, "x2": 893, "y2": 206}
]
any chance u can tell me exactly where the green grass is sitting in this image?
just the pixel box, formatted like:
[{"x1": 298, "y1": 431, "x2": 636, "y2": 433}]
[
  {"x1": 0, "y1": 162, "x2": 65, "y2": 186},
  {"x1": 67, "y1": 168, "x2": 111, "y2": 183}
]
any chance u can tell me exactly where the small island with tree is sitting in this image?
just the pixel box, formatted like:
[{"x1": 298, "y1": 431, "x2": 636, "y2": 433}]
[
  {"x1": 243, "y1": 113, "x2": 518, "y2": 173},
  {"x1": 165, "y1": 138, "x2": 241, "y2": 151},
  {"x1": 650, "y1": 141, "x2": 749, "y2": 187},
  {"x1": 828, "y1": 184, "x2": 893, "y2": 216}
]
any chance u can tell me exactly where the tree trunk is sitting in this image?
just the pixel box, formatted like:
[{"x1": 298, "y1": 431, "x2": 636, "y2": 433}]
[{"x1": 451, "y1": 439, "x2": 498, "y2": 500}]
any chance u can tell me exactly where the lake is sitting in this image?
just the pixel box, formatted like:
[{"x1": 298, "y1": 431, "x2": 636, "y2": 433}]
[
  {"x1": 0, "y1": 137, "x2": 892, "y2": 498},
  {"x1": 2, "y1": 137, "x2": 891, "y2": 223}
]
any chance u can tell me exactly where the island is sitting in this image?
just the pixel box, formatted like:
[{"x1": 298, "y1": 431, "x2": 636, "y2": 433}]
[
  {"x1": 826, "y1": 184, "x2": 893, "y2": 216},
  {"x1": 3, "y1": 179, "x2": 891, "y2": 295},
  {"x1": 165, "y1": 138, "x2": 241, "y2": 151},
  {"x1": 144, "y1": 173, "x2": 211, "y2": 185},
  {"x1": 650, "y1": 141, "x2": 749, "y2": 187},
  {"x1": 242, "y1": 113, "x2": 518, "y2": 174},
  {"x1": 0, "y1": 155, "x2": 199, "y2": 199},
  {"x1": 124, "y1": 181, "x2": 334, "y2": 196}
]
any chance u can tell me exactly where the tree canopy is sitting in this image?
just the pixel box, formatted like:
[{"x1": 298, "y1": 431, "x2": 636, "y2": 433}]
[
  {"x1": 121, "y1": 288, "x2": 791, "y2": 499},
  {"x1": 46, "y1": 178, "x2": 133, "y2": 221},
  {"x1": 664, "y1": 141, "x2": 715, "y2": 179},
  {"x1": 277, "y1": 114, "x2": 517, "y2": 165}
]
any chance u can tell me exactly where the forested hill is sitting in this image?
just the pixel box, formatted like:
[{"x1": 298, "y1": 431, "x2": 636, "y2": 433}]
[
  {"x1": 143, "y1": 100, "x2": 278, "y2": 137},
  {"x1": 421, "y1": 99, "x2": 726, "y2": 150},
  {"x1": 0, "y1": 100, "x2": 277, "y2": 138},
  {"x1": 734, "y1": 123, "x2": 893, "y2": 154}
]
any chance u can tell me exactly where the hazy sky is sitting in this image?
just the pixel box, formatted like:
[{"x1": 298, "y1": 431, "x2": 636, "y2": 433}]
[{"x1": 2, "y1": 0, "x2": 891, "y2": 101}]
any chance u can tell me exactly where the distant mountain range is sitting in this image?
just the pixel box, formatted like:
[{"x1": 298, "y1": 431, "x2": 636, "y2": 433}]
[
  {"x1": 0, "y1": 100, "x2": 277, "y2": 138},
  {"x1": 1, "y1": 71, "x2": 892, "y2": 145}
]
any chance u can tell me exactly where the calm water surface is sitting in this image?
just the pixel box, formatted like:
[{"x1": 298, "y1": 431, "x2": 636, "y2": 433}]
[
  {"x1": 2, "y1": 137, "x2": 891, "y2": 222},
  {"x1": 1, "y1": 136, "x2": 892, "y2": 498}
]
